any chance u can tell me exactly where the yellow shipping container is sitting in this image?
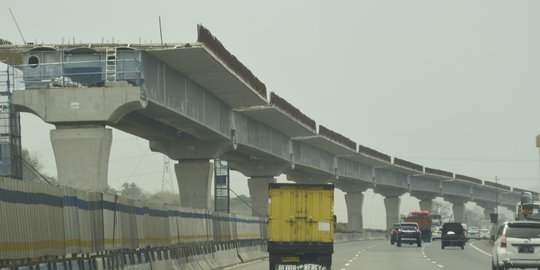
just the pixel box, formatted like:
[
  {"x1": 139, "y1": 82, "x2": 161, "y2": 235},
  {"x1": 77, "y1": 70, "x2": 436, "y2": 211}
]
[{"x1": 267, "y1": 183, "x2": 334, "y2": 243}]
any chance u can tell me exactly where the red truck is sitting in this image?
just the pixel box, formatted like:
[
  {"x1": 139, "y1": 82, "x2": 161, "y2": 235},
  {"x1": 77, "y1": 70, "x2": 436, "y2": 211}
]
[{"x1": 403, "y1": 210, "x2": 432, "y2": 242}]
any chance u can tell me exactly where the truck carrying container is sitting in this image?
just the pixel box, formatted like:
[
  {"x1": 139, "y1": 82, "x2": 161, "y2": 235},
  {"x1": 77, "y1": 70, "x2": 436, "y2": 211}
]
[
  {"x1": 403, "y1": 210, "x2": 432, "y2": 242},
  {"x1": 267, "y1": 183, "x2": 335, "y2": 270}
]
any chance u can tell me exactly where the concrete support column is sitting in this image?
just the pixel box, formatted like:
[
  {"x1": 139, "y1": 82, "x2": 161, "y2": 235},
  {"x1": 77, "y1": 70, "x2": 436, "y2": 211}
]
[
  {"x1": 419, "y1": 199, "x2": 433, "y2": 212},
  {"x1": 384, "y1": 196, "x2": 401, "y2": 230},
  {"x1": 175, "y1": 160, "x2": 213, "y2": 210},
  {"x1": 51, "y1": 126, "x2": 112, "y2": 192},
  {"x1": 345, "y1": 192, "x2": 364, "y2": 232},
  {"x1": 248, "y1": 177, "x2": 276, "y2": 217},
  {"x1": 452, "y1": 203, "x2": 465, "y2": 223},
  {"x1": 483, "y1": 207, "x2": 496, "y2": 220}
]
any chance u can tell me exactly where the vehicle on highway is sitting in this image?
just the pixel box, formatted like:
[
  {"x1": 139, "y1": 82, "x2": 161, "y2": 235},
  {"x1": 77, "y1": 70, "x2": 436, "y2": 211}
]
[
  {"x1": 267, "y1": 183, "x2": 334, "y2": 270},
  {"x1": 491, "y1": 221, "x2": 540, "y2": 270},
  {"x1": 403, "y1": 210, "x2": 432, "y2": 242},
  {"x1": 467, "y1": 226, "x2": 480, "y2": 240},
  {"x1": 441, "y1": 222, "x2": 466, "y2": 249},
  {"x1": 432, "y1": 226, "x2": 442, "y2": 240},
  {"x1": 396, "y1": 222, "x2": 422, "y2": 247},
  {"x1": 390, "y1": 223, "x2": 401, "y2": 245},
  {"x1": 430, "y1": 213, "x2": 442, "y2": 228},
  {"x1": 480, "y1": 228, "x2": 491, "y2": 239}
]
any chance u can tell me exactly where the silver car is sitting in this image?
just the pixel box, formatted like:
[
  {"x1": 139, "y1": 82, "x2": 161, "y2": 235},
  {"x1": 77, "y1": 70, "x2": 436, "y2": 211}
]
[
  {"x1": 491, "y1": 221, "x2": 540, "y2": 270},
  {"x1": 467, "y1": 226, "x2": 480, "y2": 240}
]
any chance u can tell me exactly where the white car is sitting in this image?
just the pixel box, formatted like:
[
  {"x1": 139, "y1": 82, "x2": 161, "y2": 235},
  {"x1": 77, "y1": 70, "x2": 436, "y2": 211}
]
[
  {"x1": 432, "y1": 227, "x2": 442, "y2": 240},
  {"x1": 480, "y1": 228, "x2": 491, "y2": 239},
  {"x1": 492, "y1": 221, "x2": 540, "y2": 270},
  {"x1": 467, "y1": 226, "x2": 480, "y2": 240}
]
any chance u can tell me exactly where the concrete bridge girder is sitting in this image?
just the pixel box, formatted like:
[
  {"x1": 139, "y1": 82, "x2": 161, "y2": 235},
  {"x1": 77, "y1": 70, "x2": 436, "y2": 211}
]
[
  {"x1": 500, "y1": 192, "x2": 521, "y2": 208},
  {"x1": 150, "y1": 135, "x2": 233, "y2": 161},
  {"x1": 286, "y1": 168, "x2": 335, "y2": 185},
  {"x1": 228, "y1": 158, "x2": 290, "y2": 178},
  {"x1": 373, "y1": 169, "x2": 408, "y2": 190},
  {"x1": 409, "y1": 176, "x2": 441, "y2": 195}
]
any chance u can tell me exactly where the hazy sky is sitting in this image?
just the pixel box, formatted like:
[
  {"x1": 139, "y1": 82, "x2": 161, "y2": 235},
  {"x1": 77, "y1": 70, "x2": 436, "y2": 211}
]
[{"x1": 2, "y1": 1, "x2": 539, "y2": 228}]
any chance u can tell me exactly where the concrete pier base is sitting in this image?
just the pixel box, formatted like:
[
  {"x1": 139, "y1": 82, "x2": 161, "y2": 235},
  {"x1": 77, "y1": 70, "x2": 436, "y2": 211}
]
[
  {"x1": 175, "y1": 160, "x2": 213, "y2": 210},
  {"x1": 51, "y1": 126, "x2": 112, "y2": 192},
  {"x1": 247, "y1": 177, "x2": 276, "y2": 217},
  {"x1": 345, "y1": 192, "x2": 364, "y2": 232},
  {"x1": 384, "y1": 196, "x2": 401, "y2": 230}
]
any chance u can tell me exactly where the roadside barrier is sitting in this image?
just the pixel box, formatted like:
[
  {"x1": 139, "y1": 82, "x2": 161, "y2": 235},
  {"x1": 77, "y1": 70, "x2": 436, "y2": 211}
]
[{"x1": 0, "y1": 177, "x2": 384, "y2": 270}]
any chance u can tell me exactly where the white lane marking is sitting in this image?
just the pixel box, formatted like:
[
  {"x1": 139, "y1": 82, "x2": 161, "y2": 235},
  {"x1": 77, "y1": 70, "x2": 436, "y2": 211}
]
[
  {"x1": 345, "y1": 263, "x2": 350, "y2": 266},
  {"x1": 469, "y1": 242, "x2": 492, "y2": 257},
  {"x1": 422, "y1": 243, "x2": 446, "y2": 269},
  {"x1": 348, "y1": 259, "x2": 353, "y2": 263}
]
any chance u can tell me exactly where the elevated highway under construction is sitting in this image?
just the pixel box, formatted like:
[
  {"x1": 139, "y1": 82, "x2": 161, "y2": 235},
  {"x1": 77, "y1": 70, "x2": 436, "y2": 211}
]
[{"x1": 0, "y1": 24, "x2": 537, "y2": 269}]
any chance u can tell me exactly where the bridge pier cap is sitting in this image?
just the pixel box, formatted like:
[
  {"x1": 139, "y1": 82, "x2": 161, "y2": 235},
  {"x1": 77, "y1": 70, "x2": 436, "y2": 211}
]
[
  {"x1": 410, "y1": 191, "x2": 439, "y2": 212},
  {"x1": 13, "y1": 85, "x2": 146, "y2": 192},
  {"x1": 227, "y1": 159, "x2": 290, "y2": 217}
]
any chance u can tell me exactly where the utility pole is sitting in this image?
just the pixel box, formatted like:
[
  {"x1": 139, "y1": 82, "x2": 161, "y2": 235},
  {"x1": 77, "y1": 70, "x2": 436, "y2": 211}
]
[
  {"x1": 536, "y1": 135, "x2": 540, "y2": 199},
  {"x1": 495, "y1": 176, "x2": 499, "y2": 216}
]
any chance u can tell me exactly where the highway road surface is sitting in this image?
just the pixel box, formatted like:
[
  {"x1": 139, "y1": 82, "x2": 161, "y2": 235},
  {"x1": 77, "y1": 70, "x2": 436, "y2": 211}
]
[{"x1": 227, "y1": 239, "x2": 492, "y2": 270}]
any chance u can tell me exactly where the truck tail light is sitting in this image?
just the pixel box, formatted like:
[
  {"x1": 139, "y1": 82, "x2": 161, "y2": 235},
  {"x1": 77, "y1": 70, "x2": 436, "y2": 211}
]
[{"x1": 500, "y1": 234, "x2": 507, "y2": 248}]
